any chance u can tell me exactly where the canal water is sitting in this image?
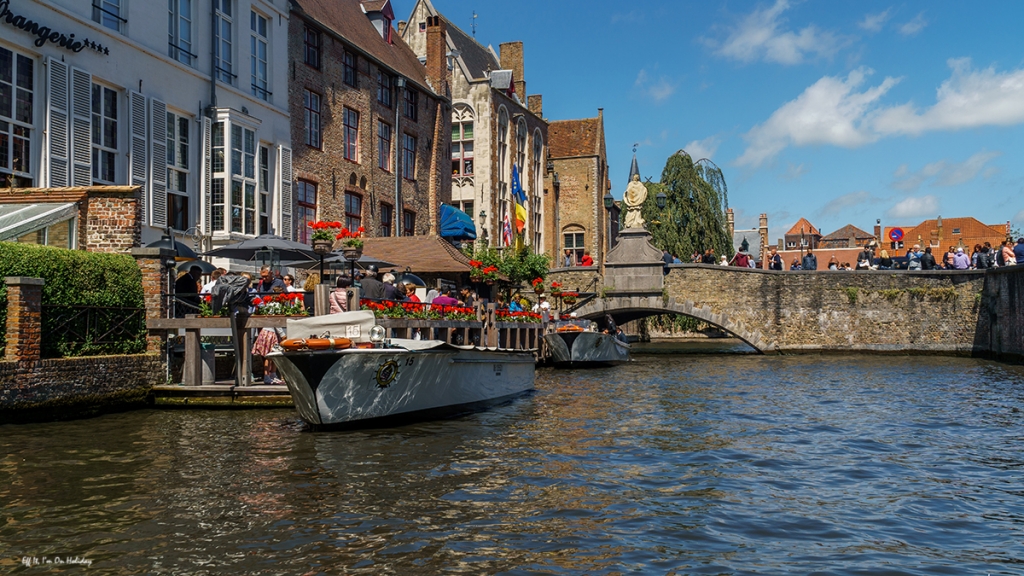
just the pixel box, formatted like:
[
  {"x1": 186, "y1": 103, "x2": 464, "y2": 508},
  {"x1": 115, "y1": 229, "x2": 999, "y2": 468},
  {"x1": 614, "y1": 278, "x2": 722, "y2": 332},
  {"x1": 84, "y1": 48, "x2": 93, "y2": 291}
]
[{"x1": 2, "y1": 352, "x2": 1023, "y2": 574}]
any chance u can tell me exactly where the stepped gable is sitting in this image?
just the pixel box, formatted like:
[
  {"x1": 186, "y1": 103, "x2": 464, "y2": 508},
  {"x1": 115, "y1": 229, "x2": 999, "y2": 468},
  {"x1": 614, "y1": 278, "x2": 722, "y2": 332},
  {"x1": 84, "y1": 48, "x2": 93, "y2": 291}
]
[
  {"x1": 785, "y1": 217, "x2": 819, "y2": 236},
  {"x1": 549, "y1": 118, "x2": 601, "y2": 159}
]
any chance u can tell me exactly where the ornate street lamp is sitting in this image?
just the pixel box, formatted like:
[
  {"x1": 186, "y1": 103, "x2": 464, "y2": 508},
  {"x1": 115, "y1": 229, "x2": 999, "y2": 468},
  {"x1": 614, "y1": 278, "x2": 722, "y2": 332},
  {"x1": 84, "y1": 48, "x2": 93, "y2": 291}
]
[
  {"x1": 603, "y1": 192, "x2": 614, "y2": 210},
  {"x1": 656, "y1": 192, "x2": 667, "y2": 210}
]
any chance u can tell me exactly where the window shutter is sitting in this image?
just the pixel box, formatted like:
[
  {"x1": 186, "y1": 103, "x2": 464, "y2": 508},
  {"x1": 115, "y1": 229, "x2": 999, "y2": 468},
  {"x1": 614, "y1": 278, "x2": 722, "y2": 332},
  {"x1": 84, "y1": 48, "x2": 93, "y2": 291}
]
[
  {"x1": 278, "y1": 145, "x2": 293, "y2": 239},
  {"x1": 46, "y1": 58, "x2": 70, "y2": 187},
  {"x1": 201, "y1": 116, "x2": 212, "y2": 234},
  {"x1": 150, "y1": 98, "x2": 168, "y2": 228},
  {"x1": 129, "y1": 91, "x2": 148, "y2": 220},
  {"x1": 70, "y1": 67, "x2": 92, "y2": 186}
]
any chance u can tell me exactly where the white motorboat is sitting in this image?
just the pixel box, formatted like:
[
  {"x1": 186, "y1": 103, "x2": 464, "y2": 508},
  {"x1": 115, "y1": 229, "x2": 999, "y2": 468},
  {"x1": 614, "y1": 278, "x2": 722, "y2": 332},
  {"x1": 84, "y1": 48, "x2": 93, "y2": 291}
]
[
  {"x1": 544, "y1": 320, "x2": 630, "y2": 368},
  {"x1": 269, "y1": 311, "x2": 536, "y2": 428}
]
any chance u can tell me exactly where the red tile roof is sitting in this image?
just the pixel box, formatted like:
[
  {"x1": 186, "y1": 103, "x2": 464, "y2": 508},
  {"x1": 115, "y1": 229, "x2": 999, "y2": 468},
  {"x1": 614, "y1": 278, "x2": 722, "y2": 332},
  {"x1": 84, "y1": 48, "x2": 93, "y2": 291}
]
[
  {"x1": 362, "y1": 236, "x2": 474, "y2": 273},
  {"x1": 887, "y1": 217, "x2": 1009, "y2": 248},
  {"x1": 784, "y1": 217, "x2": 820, "y2": 236},
  {"x1": 820, "y1": 224, "x2": 874, "y2": 243},
  {"x1": 549, "y1": 117, "x2": 601, "y2": 158},
  {"x1": 293, "y1": 0, "x2": 436, "y2": 96}
]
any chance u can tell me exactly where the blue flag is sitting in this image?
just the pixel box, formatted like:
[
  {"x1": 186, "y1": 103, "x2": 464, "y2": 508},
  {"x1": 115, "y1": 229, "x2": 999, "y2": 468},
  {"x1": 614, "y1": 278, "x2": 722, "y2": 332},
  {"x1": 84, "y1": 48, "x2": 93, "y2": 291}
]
[{"x1": 511, "y1": 164, "x2": 526, "y2": 204}]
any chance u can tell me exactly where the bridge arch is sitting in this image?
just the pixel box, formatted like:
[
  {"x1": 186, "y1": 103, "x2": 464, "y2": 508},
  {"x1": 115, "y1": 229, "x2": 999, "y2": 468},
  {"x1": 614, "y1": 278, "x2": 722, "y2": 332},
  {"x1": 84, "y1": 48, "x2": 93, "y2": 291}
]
[{"x1": 573, "y1": 295, "x2": 771, "y2": 353}]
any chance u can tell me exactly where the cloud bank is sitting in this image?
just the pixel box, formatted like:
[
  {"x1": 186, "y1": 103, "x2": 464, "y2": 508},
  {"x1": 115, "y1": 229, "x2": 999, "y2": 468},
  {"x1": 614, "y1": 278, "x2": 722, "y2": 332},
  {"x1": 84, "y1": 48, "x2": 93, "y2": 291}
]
[{"x1": 712, "y1": 0, "x2": 847, "y2": 65}]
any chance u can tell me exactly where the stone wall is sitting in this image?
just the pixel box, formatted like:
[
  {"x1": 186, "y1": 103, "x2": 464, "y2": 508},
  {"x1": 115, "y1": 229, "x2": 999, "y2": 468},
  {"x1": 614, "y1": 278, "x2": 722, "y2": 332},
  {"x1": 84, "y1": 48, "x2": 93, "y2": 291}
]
[
  {"x1": 977, "y1": 265, "x2": 1024, "y2": 363},
  {"x1": 547, "y1": 267, "x2": 603, "y2": 293},
  {"x1": 0, "y1": 186, "x2": 141, "y2": 252},
  {"x1": 0, "y1": 355, "x2": 162, "y2": 423}
]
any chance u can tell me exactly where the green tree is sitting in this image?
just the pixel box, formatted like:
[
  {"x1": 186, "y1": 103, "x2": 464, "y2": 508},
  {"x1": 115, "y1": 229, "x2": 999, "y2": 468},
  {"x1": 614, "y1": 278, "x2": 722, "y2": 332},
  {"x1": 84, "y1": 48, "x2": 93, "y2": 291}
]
[
  {"x1": 464, "y1": 241, "x2": 551, "y2": 298},
  {"x1": 640, "y1": 151, "x2": 732, "y2": 261}
]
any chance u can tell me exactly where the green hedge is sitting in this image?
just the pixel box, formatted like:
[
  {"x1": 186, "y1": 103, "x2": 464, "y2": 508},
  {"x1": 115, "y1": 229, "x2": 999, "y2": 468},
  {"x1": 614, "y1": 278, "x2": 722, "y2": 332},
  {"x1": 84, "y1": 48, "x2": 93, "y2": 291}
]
[{"x1": 0, "y1": 242, "x2": 146, "y2": 357}]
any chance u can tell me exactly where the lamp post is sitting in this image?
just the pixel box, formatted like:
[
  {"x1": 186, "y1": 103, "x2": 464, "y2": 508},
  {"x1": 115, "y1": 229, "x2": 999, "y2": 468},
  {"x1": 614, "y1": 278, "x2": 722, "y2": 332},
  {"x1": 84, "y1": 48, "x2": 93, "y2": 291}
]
[
  {"x1": 656, "y1": 192, "x2": 667, "y2": 210},
  {"x1": 603, "y1": 191, "x2": 614, "y2": 255},
  {"x1": 394, "y1": 76, "x2": 406, "y2": 237},
  {"x1": 478, "y1": 209, "x2": 487, "y2": 244}
]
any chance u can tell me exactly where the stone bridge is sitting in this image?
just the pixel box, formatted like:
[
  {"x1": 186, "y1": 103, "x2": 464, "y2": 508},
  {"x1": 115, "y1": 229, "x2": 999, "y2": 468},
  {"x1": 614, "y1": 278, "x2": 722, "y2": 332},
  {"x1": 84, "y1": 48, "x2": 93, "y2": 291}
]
[{"x1": 548, "y1": 264, "x2": 1023, "y2": 359}]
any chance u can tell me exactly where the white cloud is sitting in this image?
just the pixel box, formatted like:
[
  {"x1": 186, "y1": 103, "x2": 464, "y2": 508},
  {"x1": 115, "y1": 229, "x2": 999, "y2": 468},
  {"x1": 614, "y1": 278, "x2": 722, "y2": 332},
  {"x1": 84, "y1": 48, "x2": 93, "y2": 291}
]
[
  {"x1": 634, "y1": 69, "x2": 676, "y2": 103},
  {"x1": 736, "y1": 67, "x2": 899, "y2": 167},
  {"x1": 683, "y1": 136, "x2": 721, "y2": 161},
  {"x1": 887, "y1": 195, "x2": 939, "y2": 219},
  {"x1": 891, "y1": 151, "x2": 1002, "y2": 191},
  {"x1": 858, "y1": 9, "x2": 891, "y2": 33},
  {"x1": 899, "y1": 12, "x2": 928, "y2": 36},
  {"x1": 736, "y1": 59, "x2": 1024, "y2": 167},
  {"x1": 816, "y1": 191, "x2": 879, "y2": 217},
  {"x1": 781, "y1": 162, "x2": 808, "y2": 181},
  {"x1": 713, "y1": 0, "x2": 847, "y2": 65}
]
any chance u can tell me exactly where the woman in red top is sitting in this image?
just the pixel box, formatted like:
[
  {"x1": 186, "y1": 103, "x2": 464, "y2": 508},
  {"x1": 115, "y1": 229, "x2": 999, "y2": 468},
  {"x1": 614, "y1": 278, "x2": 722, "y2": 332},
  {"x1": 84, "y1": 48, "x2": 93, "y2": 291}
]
[{"x1": 580, "y1": 250, "x2": 594, "y2": 267}]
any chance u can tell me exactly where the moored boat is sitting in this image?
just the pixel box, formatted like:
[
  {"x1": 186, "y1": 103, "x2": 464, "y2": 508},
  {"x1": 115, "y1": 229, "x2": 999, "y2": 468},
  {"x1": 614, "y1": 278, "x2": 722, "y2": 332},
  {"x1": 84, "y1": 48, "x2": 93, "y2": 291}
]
[
  {"x1": 269, "y1": 311, "x2": 535, "y2": 428},
  {"x1": 544, "y1": 320, "x2": 630, "y2": 368}
]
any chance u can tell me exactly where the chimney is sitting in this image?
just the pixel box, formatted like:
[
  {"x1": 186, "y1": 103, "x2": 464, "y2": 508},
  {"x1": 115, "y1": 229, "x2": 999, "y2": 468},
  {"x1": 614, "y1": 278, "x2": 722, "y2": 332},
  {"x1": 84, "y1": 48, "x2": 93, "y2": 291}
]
[
  {"x1": 527, "y1": 94, "x2": 542, "y2": 116},
  {"x1": 425, "y1": 16, "x2": 448, "y2": 97},
  {"x1": 726, "y1": 208, "x2": 735, "y2": 240},
  {"x1": 397, "y1": 20, "x2": 407, "y2": 36},
  {"x1": 874, "y1": 223, "x2": 881, "y2": 242},
  {"x1": 758, "y1": 213, "x2": 768, "y2": 268},
  {"x1": 499, "y1": 41, "x2": 525, "y2": 98}
]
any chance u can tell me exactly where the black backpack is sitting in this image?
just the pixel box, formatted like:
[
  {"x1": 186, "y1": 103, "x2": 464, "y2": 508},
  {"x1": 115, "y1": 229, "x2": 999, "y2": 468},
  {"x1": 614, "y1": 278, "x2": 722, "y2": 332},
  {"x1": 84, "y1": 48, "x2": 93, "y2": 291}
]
[{"x1": 978, "y1": 251, "x2": 993, "y2": 269}]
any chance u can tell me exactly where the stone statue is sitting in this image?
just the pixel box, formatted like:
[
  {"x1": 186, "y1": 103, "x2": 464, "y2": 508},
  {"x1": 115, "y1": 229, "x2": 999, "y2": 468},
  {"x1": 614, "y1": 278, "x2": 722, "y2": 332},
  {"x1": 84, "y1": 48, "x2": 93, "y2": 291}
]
[{"x1": 623, "y1": 174, "x2": 647, "y2": 229}]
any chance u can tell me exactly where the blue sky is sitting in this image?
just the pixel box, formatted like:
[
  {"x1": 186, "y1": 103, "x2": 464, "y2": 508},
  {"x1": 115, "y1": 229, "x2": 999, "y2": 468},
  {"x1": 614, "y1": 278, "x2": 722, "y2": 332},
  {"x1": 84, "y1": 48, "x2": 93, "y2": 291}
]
[{"x1": 395, "y1": 0, "x2": 1024, "y2": 241}]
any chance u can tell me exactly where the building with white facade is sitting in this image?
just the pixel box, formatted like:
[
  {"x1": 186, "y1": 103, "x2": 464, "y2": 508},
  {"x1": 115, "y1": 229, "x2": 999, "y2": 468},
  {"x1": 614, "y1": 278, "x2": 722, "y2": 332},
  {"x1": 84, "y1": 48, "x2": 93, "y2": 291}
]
[{"x1": 0, "y1": 0, "x2": 292, "y2": 250}]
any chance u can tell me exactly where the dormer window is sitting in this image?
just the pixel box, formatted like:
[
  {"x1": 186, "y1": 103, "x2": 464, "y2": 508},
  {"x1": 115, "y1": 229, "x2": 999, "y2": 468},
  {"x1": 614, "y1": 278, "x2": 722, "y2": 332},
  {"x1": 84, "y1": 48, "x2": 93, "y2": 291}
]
[
  {"x1": 361, "y1": 0, "x2": 396, "y2": 43},
  {"x1": 383, "y1": 17, "x2": 392, "y2": 43}
]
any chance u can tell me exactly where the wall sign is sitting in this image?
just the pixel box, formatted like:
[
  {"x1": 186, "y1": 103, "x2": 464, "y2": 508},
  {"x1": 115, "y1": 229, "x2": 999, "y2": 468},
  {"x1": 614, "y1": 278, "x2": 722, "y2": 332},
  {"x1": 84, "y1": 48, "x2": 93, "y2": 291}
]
[
  {"x1": 0, "y1": 0, "x2": 110, "y2": 55},
  {"x1": 888, "y1": 228, "x2": 904, "y2": 242}
]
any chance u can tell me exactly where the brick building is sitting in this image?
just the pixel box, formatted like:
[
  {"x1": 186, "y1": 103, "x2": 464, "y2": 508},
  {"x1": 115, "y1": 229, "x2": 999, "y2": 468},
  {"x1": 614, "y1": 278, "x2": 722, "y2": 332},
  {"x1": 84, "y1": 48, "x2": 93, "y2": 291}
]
[
  {"x1": 884, "y1": 217, "x2": 1010, "y2": 252},
  {"x1": 782, "y1": 217, "x2": 821, "y2": 251},
  {"x1": 819, "y1": 224, "x2": 876, "y2": 249},
  {"x1": 401, "y1": 0, "x2": 548, "y2": 252},
  {"x1": 545, "y1": 111, "x2": 611, "y2": 266},
  {"x1": 288, "y1": 0, "x2": 452, "y2": 243}
]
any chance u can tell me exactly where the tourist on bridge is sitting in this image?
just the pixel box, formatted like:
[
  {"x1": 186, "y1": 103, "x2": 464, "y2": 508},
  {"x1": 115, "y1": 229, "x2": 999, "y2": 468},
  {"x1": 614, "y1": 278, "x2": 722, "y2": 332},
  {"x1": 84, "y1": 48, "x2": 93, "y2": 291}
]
[
  {"x1": 767, "y1": 246, "x2": 783, "y2": 270},
  {"x1": 801, "y1": 249, "x2": 818, "y2": 270},
  {"x1": 828, "y1": 254, "x2": 840, "y2": 270},
  {"x1": 976, "y1": 243, "x2": 996, "y2": 269},
  {"x1": 952, "y1": 247, "x2": 971, "y2": 270},
  {"x1": 921, "y1": 247, "x2": 938, "y2": 270},
  {"x1": 857, "y1": 244, "x2": 874, "y2": 270},
  {"x1": 943, "y1": 246, "x2": 956, "y2": 270},
  {"x1": 790, "y1": 258, "x2": 802, "y2": 270},
  {"x1": 877, "y1": 250, "x2": 894, "y2": 270},
  {"x1": 998, "y1": 240, "x2": 1016, "y2": 266},
  {"x1": 728, "y1": 249, "x2": 750, "y2": 268},
  {"x1": 701, "y1": 249, "x2": 716, "y2": 264},
  {"x1": 906, "y1": 245, "x2": 923, "y2": 270},
  {"x1": 1014, "y1": 238, "x2": 1024, "y2": 265}
]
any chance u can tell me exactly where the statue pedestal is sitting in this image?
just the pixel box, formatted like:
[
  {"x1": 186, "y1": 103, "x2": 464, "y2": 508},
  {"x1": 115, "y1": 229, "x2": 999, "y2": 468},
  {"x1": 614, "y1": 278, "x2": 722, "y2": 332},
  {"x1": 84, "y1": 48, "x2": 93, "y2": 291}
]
[{"x1": 603, "y1": 228, "x2": 664, "y2": 295}]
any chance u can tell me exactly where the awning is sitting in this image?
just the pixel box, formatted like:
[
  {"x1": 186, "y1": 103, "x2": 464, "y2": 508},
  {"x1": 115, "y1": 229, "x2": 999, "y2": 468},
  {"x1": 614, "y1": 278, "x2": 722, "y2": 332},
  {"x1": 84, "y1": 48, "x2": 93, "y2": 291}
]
[
  {"x1": 439, "y1": 203, "x2": 477, "y2": 241},
  {"x1": 0, "y1": 202, "x2": 78, "y2": 241}
]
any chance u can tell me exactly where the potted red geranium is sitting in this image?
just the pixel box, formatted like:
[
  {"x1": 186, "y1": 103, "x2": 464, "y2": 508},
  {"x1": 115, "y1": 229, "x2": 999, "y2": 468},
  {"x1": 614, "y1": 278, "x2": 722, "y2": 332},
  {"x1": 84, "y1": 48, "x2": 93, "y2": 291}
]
[
  {"x1": 309, "y1": 221, "x2": 341, "y2": 255},
  {"x1": 335, "y1": 226, "x2": 365, "y2": 260}
]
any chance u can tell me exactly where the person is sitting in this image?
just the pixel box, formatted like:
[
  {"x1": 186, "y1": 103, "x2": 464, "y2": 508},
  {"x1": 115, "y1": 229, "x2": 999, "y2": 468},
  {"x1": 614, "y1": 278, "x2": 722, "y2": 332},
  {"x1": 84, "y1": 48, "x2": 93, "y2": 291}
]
[
  {"x1": 359, "y1": 265, "x2": 386, "y2": 300},
  {"x1": 719, "y1": 255, "x2": 728, "y2": 266},
  {"x1": 580, "y1": 250, "x2": 594, "y2": 267},
  {"x1": 282, "y1": 274, "x2": 300, "y2": 292},
  {"x1": 702, "y1": 249, "x2": 716, "y2": 265},
  {"x1": 404, "y1": 283, "x2": 421, "y2": 303},
  {"x1": 603, "y1": 313, "x2": 617, "y2": 335},
  {"x1": 877, "y1": 250, "x2": 893, "y2": 270},
  {"x1": 943, "y1": 246, "x2": 956, "y2": 270},
  {"x1": 424, "y1": 288, "x2": 439, "y2": 304},
  {"x1": 174, "y1": 265, "x2": 202, "y2": 317},
  {"x1": 329, "y1": 275, "x2": 351, "y2": 314},
  {"x1": 257, "y1": 266, "x2": 284, "y2": 293},
  {"x1": 999, "y1": 240, "x2": 1016, "y2": 266},
  {"x1": 920, "y1": 246, "x2": 938, "y2": 270},
  {"x1": 431, "y1": 289, "x2": 461, "y2": 307},
  {"x1": 508, "y1": 295, "x2": 524, "y2": 312},
  {"x1": 614, "y1": 326, "x2": 629, "y2": 344},
  {"x1": 495, "y1": 293, "x2": 508, "y2": 309},
  {"x1": 790, "y1": 258, "x2": 802, "y2": 270},
  {"x1": 382, "y1": 273, "x2": 403, "y2": 301},
  {"x1": 801, "y1": 249, "x2": 817, "y2": 271},
  {"x1": 828, "y1": 254, "x2": 839, "y2": 270},
  {"x1": 672, "y1": 254, "x2": 682, "y2": 264},
  {"x1": 856, "y1": 244, "x2": 874, "y2": 270},
  {"x1": 728, "y1": 249, "x2": 750, "y2": 268},
  {"x1": 977, "y1": 242, "x2": 995, "y2": 270},
  {"x1": 531, "y1": 294, "x2": 551, "y2": 314},
  {"x1": 459, "y1": 286, "x2": 476, "y2": 308},
  {"x1": 971, "y1": 244, "x2": 982, "y2": 269},
  {"x1": 1014, "y1": 238, "x2": 1024, "y2": 265},
  {"x1": 251, "y1": 326, "x2": 281, "y2": 385},
  {"x1": 201, "y1": 268, "x2": 227, "y2": 293},
  {"x1": 767, "y1": 246, "x2": 783, "y2": 271},
  {"x1": 302, "y1": 273, "x2": 319, "y2": 292},
  {"x1": 952, "y1": 247, "x2": 971, "y2": 270},
  {"x1": 906, "y1": 245, "x2": 923, "y2": 270},
  {"x1": 564, "y1": 249, "x2": 575, "y2": 267}
]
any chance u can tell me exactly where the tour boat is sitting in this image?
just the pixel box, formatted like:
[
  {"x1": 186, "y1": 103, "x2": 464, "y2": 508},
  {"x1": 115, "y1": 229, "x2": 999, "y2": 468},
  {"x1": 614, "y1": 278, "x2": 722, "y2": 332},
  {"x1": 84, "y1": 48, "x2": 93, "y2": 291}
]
[
  {"x1": 268, "y1": 311, "x2": 536, "y2": 429},
  {"x1": 544, "y1": 320, "x2": 630, "y2": 368}
]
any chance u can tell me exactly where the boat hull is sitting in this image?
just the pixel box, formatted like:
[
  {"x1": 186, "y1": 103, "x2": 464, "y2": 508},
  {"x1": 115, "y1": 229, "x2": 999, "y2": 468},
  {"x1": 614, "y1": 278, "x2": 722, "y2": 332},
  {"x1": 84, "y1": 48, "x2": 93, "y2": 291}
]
[
  {"x1": 545, "y1": 331, "x2": 630, "y2": 368},
  {"x1": 271, "y1": 347, "x2": 536, "y2": 428}
]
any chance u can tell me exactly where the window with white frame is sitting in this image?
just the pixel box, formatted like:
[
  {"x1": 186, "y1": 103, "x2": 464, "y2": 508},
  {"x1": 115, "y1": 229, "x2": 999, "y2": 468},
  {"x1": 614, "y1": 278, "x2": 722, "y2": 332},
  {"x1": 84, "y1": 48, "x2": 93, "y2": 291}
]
[
  {"x1": 166, "y1": 112, "x2": 190, "y2": 231},
  {"x1": 402, "y1": 134, "x2": 415, "y2": 180},
  {"x1": 212, "y1": 122, "x2": 225, "y2": 230},
  {"x1": 250, "y1": 10, "x2": 269, "y2": 100},
  {"x1": 91, "y1": 84, "x2": 118, "y2": 184},
  {"x1": 231, "y1": 125, "x2": 257, "y2": 234},
  {"x1": 93, "y1": 0, "x2": 124, "y2": 33},
  {"x1": 564, "y1": 231, "x2": 585, "y2": 262},
  {"x1": 211, "y1": 120, "x2": 260, "y2": 234},
  {"x1": 451, "y1": 110, "x2": 473, "y2": 176},
  {"x1": 303, "y1": 89, "x2": 321, "y2": 148},
  {"x1": 258, "y1": 145, "x2": 270, "y2": 234},
  {"x1": 168, "y1": 0, "x2": 194, "y2": 65},
  {"x1": 296, "y1": 180, "x2": 316, "y2": 243},
  {"x1": 0, "y1": 47, "x2": 34, "y2": 187},
  {"x1": 214, "y1": 0, "x2": 234, "y2": 84}
]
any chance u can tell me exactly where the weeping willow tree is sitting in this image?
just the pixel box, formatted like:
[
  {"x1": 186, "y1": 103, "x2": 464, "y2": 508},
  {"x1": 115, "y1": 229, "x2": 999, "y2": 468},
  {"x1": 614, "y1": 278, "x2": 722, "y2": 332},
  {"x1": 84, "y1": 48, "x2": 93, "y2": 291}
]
[
  {"x1": 640, "y1": 151, "x2": 732, "y2": 260},
  {"x1": 638, "y1": 150, "x2": 733, "y2": 337}
]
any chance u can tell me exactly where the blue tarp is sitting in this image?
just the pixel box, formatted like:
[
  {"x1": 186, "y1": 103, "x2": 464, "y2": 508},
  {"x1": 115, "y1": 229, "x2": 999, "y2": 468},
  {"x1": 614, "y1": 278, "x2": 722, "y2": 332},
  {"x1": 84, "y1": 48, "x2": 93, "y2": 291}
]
[{"x1": 439, "y1": 203, "x2": 477, "y2": 240}]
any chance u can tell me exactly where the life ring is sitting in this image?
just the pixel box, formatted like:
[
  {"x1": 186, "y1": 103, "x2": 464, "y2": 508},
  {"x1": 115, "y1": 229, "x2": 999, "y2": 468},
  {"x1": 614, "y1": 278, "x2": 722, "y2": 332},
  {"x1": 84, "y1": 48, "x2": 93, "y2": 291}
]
[
  {"x1": 279, "y1": 338, "x2": 309, "y2": 351},
  {"x1": 304, "y1": 337, "x2": 353, "y2": 351},
  {"x1": 556, "y1": 325, "x2": 584, "y2": 333}
]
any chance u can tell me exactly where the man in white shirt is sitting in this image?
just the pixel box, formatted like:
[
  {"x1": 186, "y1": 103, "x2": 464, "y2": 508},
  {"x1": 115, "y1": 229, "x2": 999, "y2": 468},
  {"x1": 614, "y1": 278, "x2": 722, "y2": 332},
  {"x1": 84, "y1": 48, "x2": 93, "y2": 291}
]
[
  {"x1": 531, "y1": 294, "x2": 551, "y2": 314},
  {"x1": 200, "y1": 268, "x2": 226, "y2": 293}
]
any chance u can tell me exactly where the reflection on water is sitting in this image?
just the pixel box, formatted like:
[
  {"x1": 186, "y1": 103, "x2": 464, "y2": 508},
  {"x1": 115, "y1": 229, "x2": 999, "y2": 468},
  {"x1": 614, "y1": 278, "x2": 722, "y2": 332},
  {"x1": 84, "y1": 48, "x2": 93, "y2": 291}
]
[{"x1": 2, "y1": 354, "x2": 1023, "y2": 574}]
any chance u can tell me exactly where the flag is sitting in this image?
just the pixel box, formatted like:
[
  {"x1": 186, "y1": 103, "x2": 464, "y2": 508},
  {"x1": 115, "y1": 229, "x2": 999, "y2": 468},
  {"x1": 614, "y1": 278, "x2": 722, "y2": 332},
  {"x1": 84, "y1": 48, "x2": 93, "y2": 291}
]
[
  {"x1": 511, "y1": 164, "x2": 527, "y2": 233},
  {"x1": 502, "y1": 214, "x2": 513, "y2": 247}
]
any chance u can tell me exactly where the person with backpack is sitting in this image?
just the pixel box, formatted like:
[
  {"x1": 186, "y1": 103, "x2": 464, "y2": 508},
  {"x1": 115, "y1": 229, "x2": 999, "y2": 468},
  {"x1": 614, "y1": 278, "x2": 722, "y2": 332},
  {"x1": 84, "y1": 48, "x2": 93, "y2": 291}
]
[{"x1": 977, "y1": 242, "x2": 995, "y2": 269}]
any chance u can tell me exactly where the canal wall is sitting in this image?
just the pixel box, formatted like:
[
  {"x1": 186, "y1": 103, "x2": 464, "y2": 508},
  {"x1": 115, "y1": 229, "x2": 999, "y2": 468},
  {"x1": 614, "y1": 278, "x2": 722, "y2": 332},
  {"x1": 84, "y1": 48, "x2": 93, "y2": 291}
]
[{"x1": 977, "y1": 265, "x2": 1024, "y2": 363}]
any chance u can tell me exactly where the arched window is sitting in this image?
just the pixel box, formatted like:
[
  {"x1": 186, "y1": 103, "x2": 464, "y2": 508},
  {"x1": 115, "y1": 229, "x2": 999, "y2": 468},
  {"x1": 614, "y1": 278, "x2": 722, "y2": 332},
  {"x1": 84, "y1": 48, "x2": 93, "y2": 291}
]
[
  {"x1": 532, "y1": 130, "x2": 544, "y2": 251},
  {"x1": 516, "y1": 119, "x2": 527, "y2": 172},
  {"x1": 451, "y1": 104, "x2": 474, "y2": 177},
  {"x1": 497, "y1": 107, "x2": 509, "y2": 234}
]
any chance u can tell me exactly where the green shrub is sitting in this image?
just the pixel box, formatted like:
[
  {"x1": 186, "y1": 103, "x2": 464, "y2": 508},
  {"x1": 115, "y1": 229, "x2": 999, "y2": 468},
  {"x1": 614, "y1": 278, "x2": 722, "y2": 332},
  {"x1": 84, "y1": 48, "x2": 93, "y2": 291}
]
[
  {"x1": 842, "y1": 286, "x2": 859, "y2": 304},
  {"x1": 0, "y1": 242, "x2": 145, "y2": 357}
]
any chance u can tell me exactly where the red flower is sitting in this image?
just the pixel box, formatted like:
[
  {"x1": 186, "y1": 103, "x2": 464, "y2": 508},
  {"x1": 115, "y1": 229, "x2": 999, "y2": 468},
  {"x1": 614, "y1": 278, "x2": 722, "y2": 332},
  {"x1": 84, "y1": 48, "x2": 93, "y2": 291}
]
[
  {"x1": 532, "y1": 277, "x2": 544, "y2": 287},
  {"x1": 252, "y1": 296, "x2": 262, "y2": 305},
  {"x1": 469, "y1": 259, "x2": 482, "y2": 268},
  {"x1": 357, "y1": 226, "x2": 365, "y2": 233}
]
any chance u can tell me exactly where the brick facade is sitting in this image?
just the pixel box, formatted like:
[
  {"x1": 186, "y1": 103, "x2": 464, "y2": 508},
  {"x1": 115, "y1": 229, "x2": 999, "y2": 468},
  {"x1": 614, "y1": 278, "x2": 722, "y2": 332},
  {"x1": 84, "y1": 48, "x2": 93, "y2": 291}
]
[
  {"x1": 4, "y1": 277, "x2": 43, "y2": 364},
  {"x1": 132, "y1": 247, "x2": 176, "y2": 352},
  {"x1": 0, "y1": 186, "x2": 141, "y2": 253},
  {"x1": 288, "y1": 2, "x2": 451, "y2": 243}
]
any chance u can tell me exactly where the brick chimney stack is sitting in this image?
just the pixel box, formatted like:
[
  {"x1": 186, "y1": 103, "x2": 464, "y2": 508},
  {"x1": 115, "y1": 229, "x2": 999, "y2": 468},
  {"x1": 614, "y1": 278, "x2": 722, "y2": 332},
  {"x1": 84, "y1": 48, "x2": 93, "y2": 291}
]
[
  {"x1": 527, "y1": 94, "x2": 542, "y2": 117},
  {"x1": 499, "y1": 41, "x2": 525, "y2": 98},
  {"x1": 425, "y1": 16, "x2": 448, "y2": 97}
]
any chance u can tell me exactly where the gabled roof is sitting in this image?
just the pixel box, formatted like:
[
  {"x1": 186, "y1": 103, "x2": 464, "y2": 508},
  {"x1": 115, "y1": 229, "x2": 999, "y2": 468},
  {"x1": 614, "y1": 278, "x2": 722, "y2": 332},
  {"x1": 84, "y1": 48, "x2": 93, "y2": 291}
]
[
  {"x1": 820, "y1": 224, "x2": 874, "y2": 242},
  {"x1": 784, "y1": 217, "x2": 820, "y2": 236},
  {"x1": 443, "y1": 15, "x2": 500, "y2": 80},
  {"x1": 362, "y1": 235, "x2": 474, "y2": 273},
  {"x1": 549, "y1": 117, "x2": 602, "y2": 158},
  {"x1": 292, "y1": 0, "x2": 435, "y2": 96},
  {"x1": 898, "y1": 217, "x2": 1008, "y2": 246}
]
